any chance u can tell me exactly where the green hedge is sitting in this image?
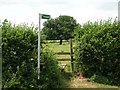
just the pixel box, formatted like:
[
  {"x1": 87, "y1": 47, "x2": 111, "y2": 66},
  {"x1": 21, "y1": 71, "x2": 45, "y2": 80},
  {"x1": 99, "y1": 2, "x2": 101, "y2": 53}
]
[
  {"x1": 75, "y1": 19, "x2": 120, "y2": 85},
  {"x1": 2, "y1": 19, "x2": 62, "y2": 89},
  {"x1": 40, "y1": 50, "x2": 62, "y2": 89}
]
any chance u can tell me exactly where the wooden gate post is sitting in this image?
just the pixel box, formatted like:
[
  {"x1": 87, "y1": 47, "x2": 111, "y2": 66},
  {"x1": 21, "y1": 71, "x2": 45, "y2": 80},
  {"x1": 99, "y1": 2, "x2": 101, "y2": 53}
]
[{"x1": 70, "y1": 39, "x2": 74, "y2": 73}]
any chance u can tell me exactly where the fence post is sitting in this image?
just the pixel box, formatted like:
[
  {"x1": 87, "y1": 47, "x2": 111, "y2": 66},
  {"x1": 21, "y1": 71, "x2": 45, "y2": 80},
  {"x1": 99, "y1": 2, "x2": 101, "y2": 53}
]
[{"x1": 70, "y1": 39, "x2": 74, "y2": 73}]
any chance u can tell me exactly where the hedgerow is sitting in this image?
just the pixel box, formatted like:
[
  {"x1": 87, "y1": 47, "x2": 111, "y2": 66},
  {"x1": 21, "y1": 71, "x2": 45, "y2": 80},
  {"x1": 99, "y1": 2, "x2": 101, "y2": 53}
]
[
  {"x1": 2, "y1": 19, "x2": 62, "y2": 89},
  {"x1": 75, "y1": 19, "x2": 120, "y2": 85}
]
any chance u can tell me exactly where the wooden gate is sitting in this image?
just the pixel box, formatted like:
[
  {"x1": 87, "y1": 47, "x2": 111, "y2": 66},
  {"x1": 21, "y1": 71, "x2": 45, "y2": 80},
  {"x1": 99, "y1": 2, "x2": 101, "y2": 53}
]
[{"x1": 56, "y1": 39, "x2": 74, "y2": 72}]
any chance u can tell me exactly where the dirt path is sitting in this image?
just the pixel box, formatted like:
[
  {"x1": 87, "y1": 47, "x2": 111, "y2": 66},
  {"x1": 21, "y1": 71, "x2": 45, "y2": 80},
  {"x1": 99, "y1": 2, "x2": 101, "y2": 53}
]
[
  {"x1": 68, "y1": 77, "x2": 97, "y2": 88},
  {"x1": 61, "y1": 72, "x2": 119, "y2": 88}
]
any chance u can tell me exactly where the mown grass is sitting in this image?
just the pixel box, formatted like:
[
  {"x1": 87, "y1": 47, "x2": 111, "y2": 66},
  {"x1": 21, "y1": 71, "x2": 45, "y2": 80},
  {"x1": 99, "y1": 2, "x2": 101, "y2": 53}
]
[
  {"x1": 43, "y1": 40, "x2": 70, "y2": 52},
  {"x1": 43, "y1": 40, "x2": 73, "y2": 72}
]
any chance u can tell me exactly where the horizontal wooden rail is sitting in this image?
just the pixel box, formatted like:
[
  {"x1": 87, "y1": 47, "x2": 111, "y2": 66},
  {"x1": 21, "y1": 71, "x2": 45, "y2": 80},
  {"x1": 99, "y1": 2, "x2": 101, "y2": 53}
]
[
  {"x1": 57, "y1": 58, "x2": 71, "y2": 61},
  {"x1": 40, "y1": 63, "x2": 45, "y2": 65},
  {"x1": 57, "y1": 58, "x2": 75, "y2": 61},
  {"x1": 56, "y1": 52, "x2": 74, "y2": 55}
]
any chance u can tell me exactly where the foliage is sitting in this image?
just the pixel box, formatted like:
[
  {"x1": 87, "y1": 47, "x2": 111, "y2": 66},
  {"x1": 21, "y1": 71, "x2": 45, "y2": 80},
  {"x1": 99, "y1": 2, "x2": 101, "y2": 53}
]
[
  {"x1": 88, "y1": 74, "x2": 109, "y2": 84},
  {"x1": 2, "y1": 19, "x2": 62, "y2": 89},
  {"x1": 2, "y1": 19, "x2": 38, "y2": 89},
  {"x1": 40, "y1": 49, "x2": 62, "y2": 89},
  {"x1": 42, "y1": 15, "x2": 78, "y2": 45},
  {"x1": 75, "y1": 19, "x2": 120, "y2": 86}
]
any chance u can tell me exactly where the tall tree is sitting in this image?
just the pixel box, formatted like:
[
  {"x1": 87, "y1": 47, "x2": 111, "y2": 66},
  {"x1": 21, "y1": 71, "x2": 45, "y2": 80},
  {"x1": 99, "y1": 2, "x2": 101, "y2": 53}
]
[{"x1": 42, "y1": 15, "x2": 78, "y2": 45}]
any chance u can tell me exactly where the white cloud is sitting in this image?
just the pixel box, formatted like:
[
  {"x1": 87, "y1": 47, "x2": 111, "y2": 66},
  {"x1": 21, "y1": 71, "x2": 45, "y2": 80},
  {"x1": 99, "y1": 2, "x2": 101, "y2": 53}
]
[
  {"x1": 0, "y1": 5, "x2": 38, "y2": 24},
  {"x1": 0, "y1": 0, "x2": 119, "y2": 26}
]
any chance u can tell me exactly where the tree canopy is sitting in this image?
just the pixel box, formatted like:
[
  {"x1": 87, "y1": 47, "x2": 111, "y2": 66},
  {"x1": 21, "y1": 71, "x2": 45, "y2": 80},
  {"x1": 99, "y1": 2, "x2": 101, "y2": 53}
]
[{"x1": 42, "y1": 15, "x2": 78, "y2": 44}]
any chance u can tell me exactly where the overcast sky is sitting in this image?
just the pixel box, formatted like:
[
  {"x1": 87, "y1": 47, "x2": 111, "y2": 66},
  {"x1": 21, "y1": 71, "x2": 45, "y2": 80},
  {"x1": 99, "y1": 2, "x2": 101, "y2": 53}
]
[{"x1": 0, "y1": 0, "x2": 119, "y2": 26}]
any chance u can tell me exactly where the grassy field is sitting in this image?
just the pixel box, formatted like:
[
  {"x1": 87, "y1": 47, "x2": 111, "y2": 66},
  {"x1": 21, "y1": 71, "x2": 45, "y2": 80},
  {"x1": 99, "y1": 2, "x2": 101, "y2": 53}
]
[
  {"x1": 43, "y1": 40, "x2": 120, "y2": 88},
  {"x1": 43, "y1": 40, "x2": 73, "y2": 72}
]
